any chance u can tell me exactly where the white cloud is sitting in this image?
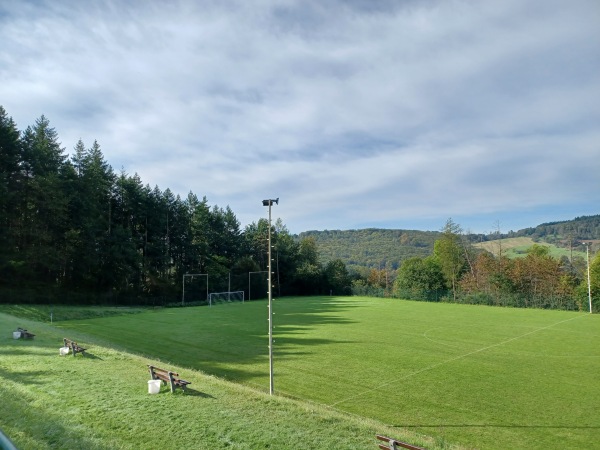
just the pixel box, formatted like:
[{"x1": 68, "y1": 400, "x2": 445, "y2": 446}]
[{"x1": 1, "y1": 0, "x2": 598, "y2": 233}]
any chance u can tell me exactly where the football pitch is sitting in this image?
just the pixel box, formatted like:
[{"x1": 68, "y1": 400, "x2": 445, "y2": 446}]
[{"x1": 56, "y1": 296, "x2": 600, "y2": 449}]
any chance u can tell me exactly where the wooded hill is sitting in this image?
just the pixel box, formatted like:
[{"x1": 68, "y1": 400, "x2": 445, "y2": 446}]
[
  {"x1": 299, "y1": 229, "x2": 439, "y2": 273},
  {"x1": 300, "y1": 214, "x2": 600, "y2": 272}
]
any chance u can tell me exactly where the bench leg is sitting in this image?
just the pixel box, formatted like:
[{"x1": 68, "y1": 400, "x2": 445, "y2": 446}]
[{"x1": 168, "y1": 372, "x2": 176, "y2": 393}]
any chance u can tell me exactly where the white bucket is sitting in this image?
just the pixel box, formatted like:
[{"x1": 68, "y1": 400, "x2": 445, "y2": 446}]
[
  {"x1": 59, "y1": 346, "x2": 70, "y2": 356},
  {"x1": 148, "y1": 380, "x2": 161, "y2": 394},
  {"x1": 13, "y1": 331, "x2": 21, "y2": 339}
]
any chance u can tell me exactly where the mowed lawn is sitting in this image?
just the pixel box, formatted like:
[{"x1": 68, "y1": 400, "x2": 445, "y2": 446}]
[
  {"x1": 56, "y1": 297, "x2": 600, "y2": 449},
  {"x1": 0, "y1": 311, "x2": 432, "y2": 450}
]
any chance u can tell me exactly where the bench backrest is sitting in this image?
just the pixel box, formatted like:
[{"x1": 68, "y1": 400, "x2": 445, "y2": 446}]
[
  {"x1": 149, "y1": 366, "x2": 179, "y2": 378},
  {"x1": 63, "y1": 338, "x2": 83, "y2": 348}
]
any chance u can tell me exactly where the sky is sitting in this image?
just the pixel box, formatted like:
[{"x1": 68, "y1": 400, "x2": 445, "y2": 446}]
[{"x1": 1, "y1": 0, "x2": 599, "y2": 235}]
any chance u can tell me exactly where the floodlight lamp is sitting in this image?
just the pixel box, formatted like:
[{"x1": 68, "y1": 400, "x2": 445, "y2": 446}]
[{"x1": 262, "y1": 198, "x2": 279, "y2": 206}]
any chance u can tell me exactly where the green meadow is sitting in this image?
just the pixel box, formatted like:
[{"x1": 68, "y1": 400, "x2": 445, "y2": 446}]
[{"x1": 2, "y1": 297, "x2": 599, "y2": 449}]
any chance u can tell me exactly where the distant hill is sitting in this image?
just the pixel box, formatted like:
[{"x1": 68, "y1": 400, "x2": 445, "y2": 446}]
[
  {"x1": 506, "y1": 214, "x2": 600, "y2": 244},
  {"x1": 299, "y1": 228, "x2": 439, "y2": 272},
  {"x1": 299, "y1": 214, "x2": 600, "y2": 271}
]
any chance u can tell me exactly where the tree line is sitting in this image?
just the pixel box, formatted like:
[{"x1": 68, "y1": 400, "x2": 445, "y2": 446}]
[
  {"x1": 0, "y1": 106, "x2": 350, "y2": 305},
  {"x1": 357, "y1": 219, "x2": 598, "y2": 312}
]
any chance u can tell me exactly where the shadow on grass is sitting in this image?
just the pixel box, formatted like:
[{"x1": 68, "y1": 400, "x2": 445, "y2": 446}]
[
  {"x1": 183, "y1": 388, "x2": 215, "y2": 398},
  {"x1": 149, "y1": 387, "x2": 215, "y2": 398},
  {"x1": 0, "y1": 366, "x2": 45, "y2": 385},
  {"x1": 58, "y1": 296, "x2": 366, "y2": 384},
  {"x1": 0, "y1": 347, "x2": 52, "y2": 357},
  {"x1": 78, "y1": 353, "x2": 103, "y2": 361}
]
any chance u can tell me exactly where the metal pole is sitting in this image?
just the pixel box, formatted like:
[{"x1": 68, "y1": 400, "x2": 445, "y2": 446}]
[
  {"x1": 0, "y1": 429, "x2": 18, "y2": 450},
  {"x1": 182, "y1": 275, "x2": 185, "y2": 306},
  {"x1": 268, "y1": 201, "x2": 274, "y2": 395},
  {"x1": 586, "y1": 243, "x2": 592, "y2": 313},
  {"x1": 262, "y1": 198, "x2": 278, "y2": 395}
]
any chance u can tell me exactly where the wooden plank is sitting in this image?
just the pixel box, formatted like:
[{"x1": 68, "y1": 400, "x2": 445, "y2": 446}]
[{"x1": 376, "y1": 435, "x2": 426, "y2": 450}]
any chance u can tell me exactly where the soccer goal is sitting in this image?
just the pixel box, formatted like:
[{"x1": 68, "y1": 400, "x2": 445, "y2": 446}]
[{"x1": 209, "y1": 291, "x2": 245, "y2": 306}]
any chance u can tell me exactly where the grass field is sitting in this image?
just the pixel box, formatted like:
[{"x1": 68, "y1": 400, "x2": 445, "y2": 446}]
[
  {"x1": 0, "y1": 309, "x2": 432, "y2": 450},
  {"x1": 2, "y1": 297, "x2": 600, "y2": 449}
]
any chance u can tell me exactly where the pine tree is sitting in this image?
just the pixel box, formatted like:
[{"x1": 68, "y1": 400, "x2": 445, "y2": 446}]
[{"x1": 0, "y1": 106, "x2": 22, "y2": 265}]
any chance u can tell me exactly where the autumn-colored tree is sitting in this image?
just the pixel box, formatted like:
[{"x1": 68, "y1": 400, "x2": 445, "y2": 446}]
[{"x1": 510, "y1": 245, "x2": 564, "y2": 307}]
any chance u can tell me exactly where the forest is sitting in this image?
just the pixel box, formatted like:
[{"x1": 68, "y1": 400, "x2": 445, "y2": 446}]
[
  {"x1": 1, "y1": 105, "x2": 598, "y2": 311},
  {"x1": 0, "y1": 106, "x2": 350, "y2": 304}
]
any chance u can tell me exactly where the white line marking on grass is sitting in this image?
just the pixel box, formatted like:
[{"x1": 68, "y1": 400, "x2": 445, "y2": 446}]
[
  {"x1": 329, "y1": 314, "x2": 587, "y2": 408},
  {"x1": 422, "y1": 327, "x2": 462, "y2": 348}
]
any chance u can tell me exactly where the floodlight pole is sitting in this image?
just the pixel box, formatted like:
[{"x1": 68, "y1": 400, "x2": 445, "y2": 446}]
[
  {"x1": 263, "y1": 197, "x2": 278, "y2": 395},
  {"x1": 585, "y1": 242, "x2": 592, "y2": 313}
]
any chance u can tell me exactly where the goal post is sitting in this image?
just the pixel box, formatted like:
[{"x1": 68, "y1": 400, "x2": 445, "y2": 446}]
[
  {"x1": 209, "y1": 291, "x2": 245, "y2": 306},
  {"x1": 248, "y1": 270, "x2": 268, "y2": 301},
  {"x1": 182, "y1": 273, "x2": 208, "y2": 306}
]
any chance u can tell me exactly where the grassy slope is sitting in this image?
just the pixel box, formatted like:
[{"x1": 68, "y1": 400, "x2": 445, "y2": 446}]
[
  {"x1": 474, "y1": 237, "x2": 587, "y2": 259},
  {"x1": 0, "y1": 311, "x2": 440, "y2": 450},
  {"x1": 51, "y1": 298, "x2": 600, "y2": 450}
]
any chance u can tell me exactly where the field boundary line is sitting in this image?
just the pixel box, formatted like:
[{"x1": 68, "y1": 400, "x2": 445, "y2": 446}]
[{"x1": 329, "y1": 313, "x2": 587, "y2": 407}]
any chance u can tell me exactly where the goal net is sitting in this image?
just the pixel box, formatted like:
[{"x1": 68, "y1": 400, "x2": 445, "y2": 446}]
[{"x1": 209, "y1": 291, "x2": 245, "y2": 306}]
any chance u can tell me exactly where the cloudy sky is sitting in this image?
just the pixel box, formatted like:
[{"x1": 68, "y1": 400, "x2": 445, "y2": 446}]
[{"x1": 1, "y1": 0, "x2": 599, "y2": 234}]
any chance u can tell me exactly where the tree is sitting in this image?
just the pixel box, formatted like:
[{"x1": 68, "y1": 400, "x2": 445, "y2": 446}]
[
  {"x1": 243, "y1": 219, "x2": 269, "y2": 269},
  {"x1": 394, "y1": 256, "x2": 445, "y2": 300},
  {"x1": 18, "y1": 115, "x2": 70, "y2": 286},
  {"x1": 0, "y1": 106, "x2": 22, "y2": 267},
  {"x1": 434, "y1": 218, "x2": 466, "y2": 301},
  {"x1": 209, "y1": 205, "x2": 242, "y2": 270},
  {"x1": 366, "y1": 268, "x2": 388, "y2": 289},
  {"x1": 64, "y1": 140, "x2": 115, "y2": 290},
  {"x1": 511, "y1": 244, "x2": 564, "y2": 308},
  {"x1": 324, "y1": 259, "x2": 351, "y2": 295},
  {"x1": 459, "y1": 251, "x2": 514, "y2": 304},
  {"x1": 271, "y1": 219, "x2": 299, "y2": 297},
  {"x1": 298, "y1": 236, "x2": 319, "y2": 266},
  {"x1": 293, "y1": 237, "x2": 323, "y2": 295}
]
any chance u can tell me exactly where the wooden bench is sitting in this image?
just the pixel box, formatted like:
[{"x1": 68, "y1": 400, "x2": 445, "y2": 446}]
[
  {"x1": 376, "y1": 435, "x2": 427, "y2": 450},
  {"x1": 17, "y1": 328, "x2": 35, "y2": 339},
  {"x1": 63, "y1": 338, "x2": 87, "y2": 357},
  {"x1": 148, "y1": 365, "x2": 191, "y2": 393}
]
